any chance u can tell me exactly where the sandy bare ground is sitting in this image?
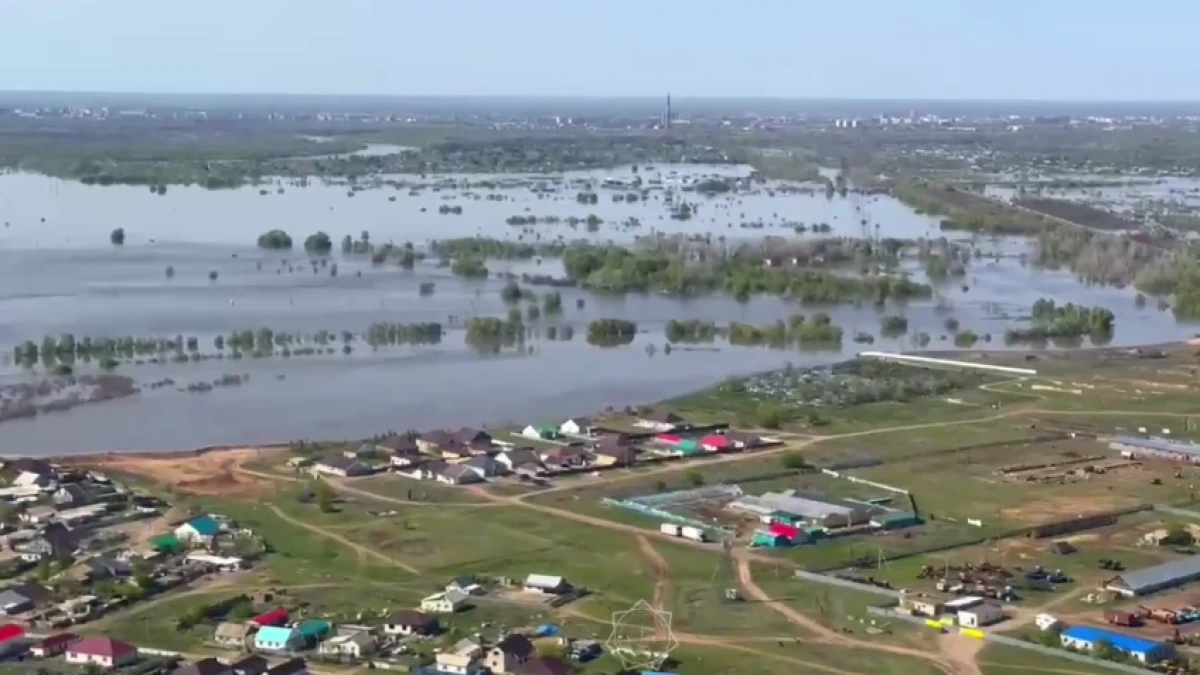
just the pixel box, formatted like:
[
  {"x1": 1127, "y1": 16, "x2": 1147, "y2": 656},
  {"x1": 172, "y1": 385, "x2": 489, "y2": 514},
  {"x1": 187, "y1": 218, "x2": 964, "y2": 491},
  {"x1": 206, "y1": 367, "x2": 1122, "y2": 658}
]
[{"x1": 69, "y1": 446, "x2": 287, "y2": 498}]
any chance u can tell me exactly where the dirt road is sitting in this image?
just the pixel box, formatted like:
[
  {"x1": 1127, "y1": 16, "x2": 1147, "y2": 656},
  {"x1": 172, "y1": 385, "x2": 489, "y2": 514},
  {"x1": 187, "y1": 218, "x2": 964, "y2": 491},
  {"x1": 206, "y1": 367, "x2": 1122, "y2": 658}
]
[
  {"x1": 266, "y1": 505, "x2": 421, "y2": 574},
  {"x1": 732, "y1": 550, "x2": 968, "y2": 675},
  {"x1": 635, "y1": 534, "x2": 670, "y2": 614}
]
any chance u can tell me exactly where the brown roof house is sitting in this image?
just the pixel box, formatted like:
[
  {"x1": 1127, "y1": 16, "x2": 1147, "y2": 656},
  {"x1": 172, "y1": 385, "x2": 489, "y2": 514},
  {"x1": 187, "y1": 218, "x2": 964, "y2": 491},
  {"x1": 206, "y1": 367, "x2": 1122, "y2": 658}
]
[
  {"x1": 635, "y1": 409, "x2": 686, "y2": 432},
  {"x1": 384, "y1": 610, "x2": 440, "y2": 636},
  {"x1": 518, "y1": 656, "x2": 576, "y2": 675},
  {"x1": 486, "y1": 634, "x2": 535, "y2": 674}
]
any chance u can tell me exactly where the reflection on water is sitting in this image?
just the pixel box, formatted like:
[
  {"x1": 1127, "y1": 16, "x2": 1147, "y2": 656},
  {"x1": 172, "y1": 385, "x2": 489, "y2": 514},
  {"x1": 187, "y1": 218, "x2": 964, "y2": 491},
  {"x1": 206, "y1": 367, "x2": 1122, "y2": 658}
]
[{"x1": 0, "y1": 167, "x2": 1192, "y2": 454}]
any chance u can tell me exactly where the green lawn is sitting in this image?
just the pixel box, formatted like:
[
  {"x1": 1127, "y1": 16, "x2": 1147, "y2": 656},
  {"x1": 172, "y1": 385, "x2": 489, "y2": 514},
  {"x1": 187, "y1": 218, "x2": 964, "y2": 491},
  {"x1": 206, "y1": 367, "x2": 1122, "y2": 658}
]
[{"x1": 977, "y1": 642, "x2": 1116, "y2": 675}]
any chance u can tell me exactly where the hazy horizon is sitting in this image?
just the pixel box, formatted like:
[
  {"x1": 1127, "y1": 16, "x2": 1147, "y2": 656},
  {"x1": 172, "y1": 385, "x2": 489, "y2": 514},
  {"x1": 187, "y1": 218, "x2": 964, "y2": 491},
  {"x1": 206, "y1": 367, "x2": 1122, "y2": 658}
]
[{"x1": 0, "y1": 0, "x2": 1196, "y2": 102}]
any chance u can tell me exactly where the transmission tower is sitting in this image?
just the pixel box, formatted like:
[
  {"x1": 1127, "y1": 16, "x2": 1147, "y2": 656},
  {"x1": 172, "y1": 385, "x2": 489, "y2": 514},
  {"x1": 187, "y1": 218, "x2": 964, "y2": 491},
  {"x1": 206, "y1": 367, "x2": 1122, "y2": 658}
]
[{"x1": 711, "y1": 538, "x2": 740, "y2": 603}]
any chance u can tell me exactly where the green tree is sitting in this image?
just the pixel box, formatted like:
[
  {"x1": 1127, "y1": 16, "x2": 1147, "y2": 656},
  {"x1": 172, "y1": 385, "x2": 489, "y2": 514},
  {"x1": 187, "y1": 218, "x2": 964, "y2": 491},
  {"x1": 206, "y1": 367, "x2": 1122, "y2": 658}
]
[
  {"x1": 313, "y1": 480, "x2": 336, "y2": 513},
  {"x1": 304, "y1": 231, "x2": 333, "y2": 254},
  {"x1": 781, "y1": 452, "x2": 808, "y2": 470},
  {"x1": 256, "y1": 229, "x2": 293, "y2": 249},
  {"x1": 754, "y1": 404, "x2": 786, "y2": 430},
  {"x1": 110, "y1": 228, "x2": 125, "y2": 245},
  {"x1": 686, "y1": 471, "x2": 705, "y2": 487}
]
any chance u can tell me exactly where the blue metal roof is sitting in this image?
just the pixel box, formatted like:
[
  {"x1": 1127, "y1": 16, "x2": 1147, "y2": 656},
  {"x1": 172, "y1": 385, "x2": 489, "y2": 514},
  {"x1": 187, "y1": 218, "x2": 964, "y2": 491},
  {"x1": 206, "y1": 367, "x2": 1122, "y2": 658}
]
[
  {"x1": 185, "y1": 515, "x2": 220, "y2": 536},
  {"x1": 1061, "y1": 626, "x2": 1163, "y2": 654},
  {"x1": 254, "y1": 626, "x2": 297, "y2": 645}
]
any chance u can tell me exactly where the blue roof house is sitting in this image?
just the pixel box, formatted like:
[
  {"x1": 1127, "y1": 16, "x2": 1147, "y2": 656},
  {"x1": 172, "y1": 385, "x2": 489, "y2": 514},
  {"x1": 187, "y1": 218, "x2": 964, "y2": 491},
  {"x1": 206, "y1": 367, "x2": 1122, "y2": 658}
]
[
  {"x1": 254, "y1": 626, "x2": 303, "y2": 652},
  {"x1": 1060, "y1": 626, "x2": 1174, "y2": 664},
  {"x1": 174, "y1": 515, "x2": 222, "y2": 545}
]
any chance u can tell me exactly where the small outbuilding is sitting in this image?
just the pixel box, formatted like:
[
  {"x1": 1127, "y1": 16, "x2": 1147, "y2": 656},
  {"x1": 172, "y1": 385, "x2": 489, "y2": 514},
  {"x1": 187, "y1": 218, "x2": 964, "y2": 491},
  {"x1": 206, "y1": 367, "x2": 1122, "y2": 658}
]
[
  {"x1": 957, "y1": 603, "x2": 1005, "y2": 628},
  {"x1": 1059, "y1": 626, "x2": 1174, "y2": 664}
]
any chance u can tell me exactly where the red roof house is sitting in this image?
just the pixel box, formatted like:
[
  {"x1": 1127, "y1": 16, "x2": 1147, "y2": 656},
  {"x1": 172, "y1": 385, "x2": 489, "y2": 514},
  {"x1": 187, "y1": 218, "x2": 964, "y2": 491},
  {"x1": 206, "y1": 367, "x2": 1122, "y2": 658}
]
[
  {"x1": 700, "y1": 434, "x2": 731, "y2": 451},
  {"x1": 0, "y1": 623, "x2": 25, "y2": 643},
  {"x1": 768, "y1": 522, "x2": 800, "y2": 540},
  {"x1": 31, "y1": 632, "x2": 77, "y2": 657},
  {"x1": 250, "y1": 608, "x2": 289, "y2": 627},
  {"x1": 65, "y1": 636, "x2": 138, "y2": 667},
  {"x1": 654, "y1": 434, "x2": 683, "y2": 446}
]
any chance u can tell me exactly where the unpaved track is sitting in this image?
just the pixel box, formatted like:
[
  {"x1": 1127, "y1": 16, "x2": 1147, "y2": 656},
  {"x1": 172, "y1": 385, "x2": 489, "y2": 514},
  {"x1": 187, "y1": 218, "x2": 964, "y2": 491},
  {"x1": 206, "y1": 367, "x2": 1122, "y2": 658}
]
[
  {"x1": 267, "y1": 505, "x2": 421, "y2": 574},
  {"x1": 733, "y1": 550, "x2": 964, "y2": 675},
  {"x1": 635, "y1": 534, "x2": 670, "y2": 613}
]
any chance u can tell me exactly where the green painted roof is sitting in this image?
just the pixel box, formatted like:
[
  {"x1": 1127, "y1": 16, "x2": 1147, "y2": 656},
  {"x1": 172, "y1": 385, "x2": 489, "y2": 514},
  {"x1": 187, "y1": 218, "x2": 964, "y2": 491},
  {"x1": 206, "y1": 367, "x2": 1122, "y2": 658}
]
[
  {"x1": 298, "y1": 619, "x2": 331, "y2": 638},
  {"x1": 151, "y1": 534, "x2": 182, "y2": 551}
]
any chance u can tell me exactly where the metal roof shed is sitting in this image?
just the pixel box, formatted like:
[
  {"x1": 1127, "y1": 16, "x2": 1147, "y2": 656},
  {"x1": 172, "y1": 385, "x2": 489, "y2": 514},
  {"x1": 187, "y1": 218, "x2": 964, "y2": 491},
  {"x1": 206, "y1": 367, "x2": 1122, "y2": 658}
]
[{"x1": 1107, "y1": 555, "x2": 1200, "y2": 596}]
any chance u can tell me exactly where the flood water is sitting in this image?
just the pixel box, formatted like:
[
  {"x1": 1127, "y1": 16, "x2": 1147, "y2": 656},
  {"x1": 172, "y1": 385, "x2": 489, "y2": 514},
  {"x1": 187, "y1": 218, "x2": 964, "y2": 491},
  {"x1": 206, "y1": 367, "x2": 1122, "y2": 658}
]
[{"x1": 0, "y1": 165, "x2": 1192, "y2": 454}]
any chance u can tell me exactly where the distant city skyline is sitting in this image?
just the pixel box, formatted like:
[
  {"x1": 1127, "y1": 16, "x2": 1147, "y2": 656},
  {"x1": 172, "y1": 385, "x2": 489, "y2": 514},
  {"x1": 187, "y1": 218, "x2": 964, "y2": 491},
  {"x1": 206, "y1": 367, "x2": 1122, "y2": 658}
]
[{"x1": 0, "y1": 0, "x2": 1196, "y2": 101}]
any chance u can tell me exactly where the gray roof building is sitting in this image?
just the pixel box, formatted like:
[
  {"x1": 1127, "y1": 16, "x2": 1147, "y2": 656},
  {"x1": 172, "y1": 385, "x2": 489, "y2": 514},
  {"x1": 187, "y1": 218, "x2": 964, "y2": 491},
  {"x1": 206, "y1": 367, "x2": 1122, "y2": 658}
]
[{"x1": 1107, "y1": 555, "x2": 1200, "y2": 596}]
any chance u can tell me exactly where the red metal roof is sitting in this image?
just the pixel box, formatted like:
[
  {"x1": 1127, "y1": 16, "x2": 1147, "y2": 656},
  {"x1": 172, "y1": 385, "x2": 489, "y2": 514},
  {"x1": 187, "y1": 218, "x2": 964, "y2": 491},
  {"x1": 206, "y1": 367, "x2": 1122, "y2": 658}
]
[
  {"x1": 768, "y1": 522, "x2": 800, "y2": 539},
  {"x1": 251, "y1": 608, "x2": 289, "y2": 626},
  {"x1": 700, "y1": 434, "x2": 731, "y2": 448},
  {"x1": 654, "y1": 434, "x2": 682, "y2": 445},
  {"x1": 67, "y1": 636, "x2": 135, "y2": 658},
  {"x1": 0, "y1": 624, "x2": 23, "y2": 642}
]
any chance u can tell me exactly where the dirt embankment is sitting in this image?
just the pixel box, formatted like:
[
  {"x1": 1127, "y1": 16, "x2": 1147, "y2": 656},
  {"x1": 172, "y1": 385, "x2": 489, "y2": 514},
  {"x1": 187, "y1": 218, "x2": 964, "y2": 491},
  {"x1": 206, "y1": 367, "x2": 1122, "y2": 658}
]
[{"x1": 65, "y1": 446, "x2": 288, "y2": 498}]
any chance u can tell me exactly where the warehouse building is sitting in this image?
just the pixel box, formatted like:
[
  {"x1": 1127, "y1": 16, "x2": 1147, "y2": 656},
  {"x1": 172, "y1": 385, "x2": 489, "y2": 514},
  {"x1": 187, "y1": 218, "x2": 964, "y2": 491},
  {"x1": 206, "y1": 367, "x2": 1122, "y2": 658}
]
[
  {"x1": 1109, "y1": 435, "x2": 1200, "y2": 463},
  {"x1": 1105, "y1": 555, "x2": 1200, "y2": 597},
  {"x1": 1059, "y1": 626, "x2": 1174, "y2": 664}
]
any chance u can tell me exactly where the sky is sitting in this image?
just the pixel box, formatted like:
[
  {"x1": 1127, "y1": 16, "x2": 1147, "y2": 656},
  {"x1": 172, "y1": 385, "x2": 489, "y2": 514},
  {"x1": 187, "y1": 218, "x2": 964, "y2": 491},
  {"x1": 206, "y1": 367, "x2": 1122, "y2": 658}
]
[{"x1": 0, "y1": 0, "x2": 1195, "y2": 101}]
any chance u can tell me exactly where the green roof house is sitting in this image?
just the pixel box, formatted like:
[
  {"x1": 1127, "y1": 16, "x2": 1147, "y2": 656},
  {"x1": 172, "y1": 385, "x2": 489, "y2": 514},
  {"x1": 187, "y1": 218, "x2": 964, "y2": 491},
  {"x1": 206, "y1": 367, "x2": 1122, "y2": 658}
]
[
  {"x1": 522, "y1": 424, "x2": 560, "y2": 440},
  {"x1": 175, "y1": 515, "x2": 222, "y2": 544},
  {"x1": 298, "y1": 619, "x2": 332, "y2": 642},
  {"x1": 151, "y1": 533, "x2": 184, "y2": 554}
]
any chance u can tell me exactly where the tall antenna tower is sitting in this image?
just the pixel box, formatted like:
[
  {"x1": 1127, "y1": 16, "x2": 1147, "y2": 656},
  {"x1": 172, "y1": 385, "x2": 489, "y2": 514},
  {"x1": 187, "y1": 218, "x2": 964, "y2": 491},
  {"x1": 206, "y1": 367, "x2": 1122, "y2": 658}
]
[
  {"x1": 711, "y1": 538, "x2": 740, "y2": 602},
  {"x1": 664, "y1": 93, "x2": 673, "y2": 132}
]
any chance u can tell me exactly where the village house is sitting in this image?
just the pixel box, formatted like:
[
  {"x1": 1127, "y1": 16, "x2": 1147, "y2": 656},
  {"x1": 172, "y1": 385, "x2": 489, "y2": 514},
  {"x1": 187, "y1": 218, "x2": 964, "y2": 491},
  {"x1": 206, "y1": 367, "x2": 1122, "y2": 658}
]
[
  {"x1": 175, "y1": 515, "x2": 222, "y2": 546},
  {"x1": 378, "y1": 434, "x2": 420, "y2": 456},
  {"x1": 54, "y1": 482, "x2": 102, "y2": 507},
  {"x1": 592, "y1": 444, "x2": 638, "y2": 467},
  {"x1": 250, "y1": 608, "x2": 289, "y2": 628},
  {"x1": 541, "y1": 446, "x2": 588, "y2": 470},
  {"x1": 318, "y1": 631, "x2": 376, "y2": 659},
  {"x1": 384, "y1": 610, "x2": 440, "y2": 636},
  {"x1": 436, "y1": 638, "x2": 484, "y2": 675},
  {"x1": 417, "y1": 429, "x2": 456, "y2": 453},
  {"x1": 30, "y1": 632, "x2": 77, "y2": 658},
  {"x1": 559, "y1": 418, "x2": 596, "y2": 437},
  {"x1": 453, "y1": 428, "x2": 493, "y2": 453},
  {"x1": 421, "y1": 589, "x2": 468, "y2": 613},
  {"x1": 254, "y1": 625, "x2": 303, "y2": 652},
  {"x1": 634, "y1": 409, "x2": 685, "y2": 432},
  {"x1": 446, "y1": 575, "x2": 482, "y2": 595},
  {"x1": 65, "y1": 637, "x2": 138, "y2": 668},
  {"x1": 172, "y1": 657, "x2": 233, "y2": 675},
  {"x1": 462, "y1": 456, "x2": 503, "y2": 479},
  {"x1": 343, "y1": 443, "x2": 377, "y2": 460},
  {"x1": 437, "y1": 464, "x2": 484, "y2": 486},
  {"x1": 497, "y1": 448, "x2": 541, "y2": 472},
  {"x1": 231, "y1": 655, "x2": 270, "y2": 675},
  {"x1": 400, "y1": 459, "x2": 448, "y2": 481},
  {"x1": 486, "y1": 634, "x2": 535, "y2": 674},
  {"x1": 522, "y1": 424, "x2": 560, "y2": 441},
  {"x1": 311, "y1": 457, "x2": 372, "y2": 478},
  {"x1": 17, "y1": 522, "x2": 82, "y2": 562},
  {"x1": 518, "y1": 656, "x2": 575, "y2": 675},
  {"x1": 437, "y1": 443, "x2": 471, "y2": 461},
  {"x1": 724, "y1": 430, "x2": 763, "y2": 450},
  {"x1": 213, "y1": 622, "x2": 248, "y2": 648},
  {"x1": 522, "y1": 574, "x2": 570, "y2": 595},
  {"x1": 9, "y1": 458, "x2": 57, "y2": 487},
  {"x1": 266, "y1": 657, "x2": 309, "y2": 675},
  {"x1": 20, "y1": 505, "x2": 56, "y2": 525},
  {"x1": 0, "y1": 582, "x2": 50, "y2": 614}
]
